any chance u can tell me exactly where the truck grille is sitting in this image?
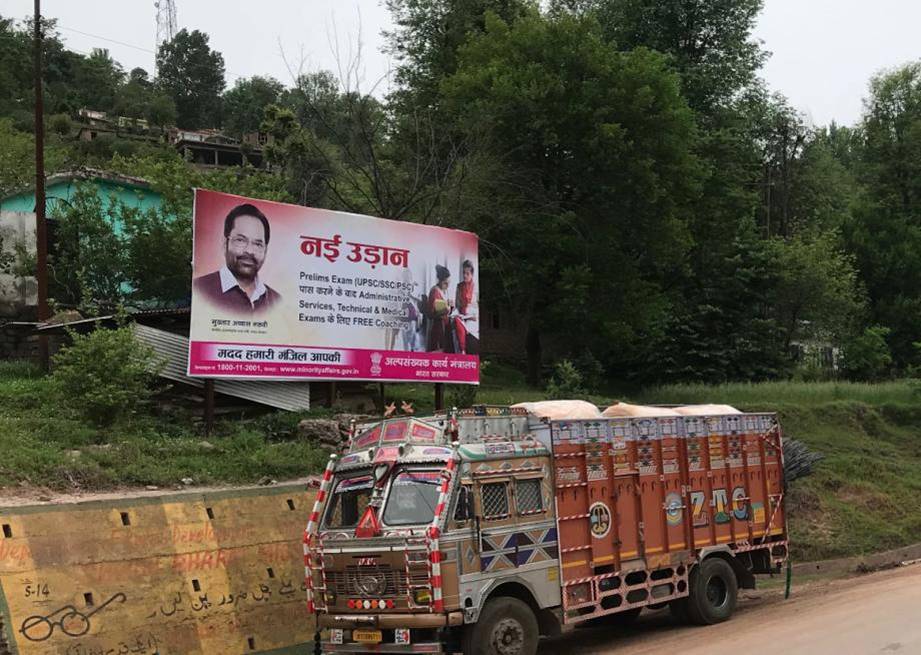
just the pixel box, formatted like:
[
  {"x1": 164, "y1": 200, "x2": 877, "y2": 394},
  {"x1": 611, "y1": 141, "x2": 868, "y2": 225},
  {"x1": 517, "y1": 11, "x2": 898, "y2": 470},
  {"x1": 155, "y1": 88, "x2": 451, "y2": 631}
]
[{"x1": 326, "y1": 565, "x2": 408, "y2": 598}]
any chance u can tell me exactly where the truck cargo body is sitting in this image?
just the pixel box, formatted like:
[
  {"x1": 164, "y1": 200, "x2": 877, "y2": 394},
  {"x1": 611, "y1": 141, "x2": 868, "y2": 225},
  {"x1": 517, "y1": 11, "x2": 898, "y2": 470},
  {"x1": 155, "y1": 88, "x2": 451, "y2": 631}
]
[{"x1": 306, "y1": 406, "x2": 789, "y2": 655}]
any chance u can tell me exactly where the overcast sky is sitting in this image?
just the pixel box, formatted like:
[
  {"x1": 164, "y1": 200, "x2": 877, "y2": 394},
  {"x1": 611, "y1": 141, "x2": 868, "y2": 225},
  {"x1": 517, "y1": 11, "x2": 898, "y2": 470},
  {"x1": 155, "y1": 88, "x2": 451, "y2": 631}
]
[{"x1": 6, "y1": 0, "x2": 920, "y2": 127}]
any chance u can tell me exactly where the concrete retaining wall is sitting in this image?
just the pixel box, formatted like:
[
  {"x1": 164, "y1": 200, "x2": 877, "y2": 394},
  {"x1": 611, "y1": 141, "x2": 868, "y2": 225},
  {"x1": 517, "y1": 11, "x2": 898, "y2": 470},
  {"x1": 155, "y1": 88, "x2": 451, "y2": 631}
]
[
  {"x1": 792, "y1": 542, "x2": 921, "y2": 578},
  {"x1": 0, "y1": 484, "x2": 316, "y2": 655}
]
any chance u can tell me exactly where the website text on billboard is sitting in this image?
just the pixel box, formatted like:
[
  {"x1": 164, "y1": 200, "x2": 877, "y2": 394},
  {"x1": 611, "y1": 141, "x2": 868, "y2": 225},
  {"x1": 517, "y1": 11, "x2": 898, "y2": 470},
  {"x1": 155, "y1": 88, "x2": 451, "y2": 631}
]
[{"x1": 187, "y1": 189, "x2": 479, "y2": 383}]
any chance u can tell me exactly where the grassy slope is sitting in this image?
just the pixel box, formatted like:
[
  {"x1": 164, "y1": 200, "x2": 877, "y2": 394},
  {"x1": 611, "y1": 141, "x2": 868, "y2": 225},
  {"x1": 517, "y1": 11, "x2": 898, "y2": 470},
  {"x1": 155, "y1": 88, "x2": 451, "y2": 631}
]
[
  {"x1": 0, "y1": 361, "x2": 329, "y2": 491},
  {"x1": 3, "y1": 359, "x2": 919, "y2": 562},
  {"x1": 637, "y1": 382, "x2": 921, "y2": 562}
]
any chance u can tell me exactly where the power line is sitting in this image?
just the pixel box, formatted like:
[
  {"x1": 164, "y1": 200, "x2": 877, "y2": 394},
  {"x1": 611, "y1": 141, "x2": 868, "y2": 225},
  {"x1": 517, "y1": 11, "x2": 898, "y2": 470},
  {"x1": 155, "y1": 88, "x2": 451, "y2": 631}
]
[
  {"x1": 57, "y1": 23, "x2": 246, "y2": 81},
  {"x1": 59, "y1": 25, "x2": 155, "y2": 54}
]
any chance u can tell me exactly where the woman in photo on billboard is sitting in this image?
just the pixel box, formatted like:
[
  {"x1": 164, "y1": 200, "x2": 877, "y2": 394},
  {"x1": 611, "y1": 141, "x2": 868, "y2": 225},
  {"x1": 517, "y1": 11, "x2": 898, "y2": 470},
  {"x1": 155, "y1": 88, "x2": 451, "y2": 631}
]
[
  {"x1": 453, "y1": 259, "x2": 479, "y2": 354},
  {"x1": 425, "y1": 265, "x2": 454, "y2": 352}
]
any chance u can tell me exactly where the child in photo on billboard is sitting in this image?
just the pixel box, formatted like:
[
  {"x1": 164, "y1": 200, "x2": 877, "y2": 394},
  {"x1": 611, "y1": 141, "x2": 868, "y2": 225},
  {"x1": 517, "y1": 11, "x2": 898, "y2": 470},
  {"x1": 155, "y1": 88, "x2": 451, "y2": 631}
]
[{"x1": 396, "y1": 267, "x2": 423, "y2": 352}]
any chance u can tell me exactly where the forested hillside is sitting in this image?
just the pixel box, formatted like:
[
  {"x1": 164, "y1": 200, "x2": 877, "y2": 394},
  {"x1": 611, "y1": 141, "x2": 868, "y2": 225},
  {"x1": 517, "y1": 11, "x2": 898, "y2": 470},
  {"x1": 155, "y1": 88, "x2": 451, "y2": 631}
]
[{"x1": 3, "y1": 1, "x2": 921, "y2": 388}]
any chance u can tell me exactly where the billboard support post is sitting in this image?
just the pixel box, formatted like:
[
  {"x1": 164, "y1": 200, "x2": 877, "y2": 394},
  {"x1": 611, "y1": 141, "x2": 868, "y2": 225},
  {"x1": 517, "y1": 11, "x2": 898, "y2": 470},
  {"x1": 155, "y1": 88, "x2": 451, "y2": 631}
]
[
  {"x1": 434, "y1": 383, "x2": 444, "y2": 411},
  {"x1": 204, "y1": 379, "x2": 215, "y2": 436}
]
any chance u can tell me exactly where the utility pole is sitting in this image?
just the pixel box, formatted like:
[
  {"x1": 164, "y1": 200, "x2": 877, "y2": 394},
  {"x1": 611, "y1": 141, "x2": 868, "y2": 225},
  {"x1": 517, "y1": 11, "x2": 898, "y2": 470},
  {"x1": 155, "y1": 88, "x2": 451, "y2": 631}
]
[{"x1": 34, "y1": 0, "x2": 50, "y2": 371}]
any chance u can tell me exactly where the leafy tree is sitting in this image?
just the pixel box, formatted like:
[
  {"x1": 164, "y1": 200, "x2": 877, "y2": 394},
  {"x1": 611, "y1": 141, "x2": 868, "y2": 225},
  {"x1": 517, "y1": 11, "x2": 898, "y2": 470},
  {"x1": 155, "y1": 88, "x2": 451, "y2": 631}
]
[
  {"x1": 48, "y1": 184, "x2": 129, "y2": 312},
  {"x1": 0, "y1": 15, "x2": 32, "y2": 120},
  {"x1": 222, "y1": 76, "x2": 284, "y2": 138},
  {"x1": 845, "y1": 62, "x2": 921, "y2": 368},
  {"x1": 842, "y1": 326, "x2": 893, "y2": 381},
  {"x1": 768, "y1": 232, "x2": 865, "y2": 350},
  {"x1": 71, "y1": 48, "x2": 124, "y2": 112},
  {"x1": 155, "y1": 29, "x2": 226, "y2": 129},
  {"x1": 145, "y1": 93, "x2": 178, "y2": 128},
  {"x1": 385, "y1": 0, "x2": 529, "y2": 112},
  {"x1": 48, "y1": 112, "x2": 71, "y2": 136},
  {"x1": 443, "y1": 10, "x2": 699, "y2": 380},
  {"x1": 114, "y1": 67, "x2": 154, "y2": 119},
  {"x1": 565, "y1": 0, "x2": 766, "y2": 114},
  {"x1": 647, "y1": 217, "x2": 786, "y2": 382},
  {"x1": 0, "y1": 119, "x2": 68, "y2": 196}
]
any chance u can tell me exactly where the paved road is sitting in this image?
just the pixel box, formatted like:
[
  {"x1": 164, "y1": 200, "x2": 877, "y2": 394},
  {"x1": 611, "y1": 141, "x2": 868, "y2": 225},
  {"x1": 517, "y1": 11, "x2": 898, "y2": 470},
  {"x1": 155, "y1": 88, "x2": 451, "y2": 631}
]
[{"x1": 540, "y1": 564, "x2": 921, "y2": 655}]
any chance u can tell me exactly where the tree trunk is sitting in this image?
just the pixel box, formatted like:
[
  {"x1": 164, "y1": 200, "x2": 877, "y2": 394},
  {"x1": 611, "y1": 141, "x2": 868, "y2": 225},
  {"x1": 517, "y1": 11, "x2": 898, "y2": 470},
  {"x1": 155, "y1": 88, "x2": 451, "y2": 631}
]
[{"x1": 526, "y1": 324, "x2": 542, "y2": 387}]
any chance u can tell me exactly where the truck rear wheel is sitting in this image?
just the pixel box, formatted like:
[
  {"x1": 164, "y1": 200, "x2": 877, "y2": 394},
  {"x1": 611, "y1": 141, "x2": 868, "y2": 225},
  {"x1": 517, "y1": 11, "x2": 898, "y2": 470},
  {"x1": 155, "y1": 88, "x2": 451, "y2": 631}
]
[
  {"x1": 686, "y1": 557, "x2": 738, "y2": 625},
  {"x1": 462, "y1": 597, "x2": 539, "y2": 655}
]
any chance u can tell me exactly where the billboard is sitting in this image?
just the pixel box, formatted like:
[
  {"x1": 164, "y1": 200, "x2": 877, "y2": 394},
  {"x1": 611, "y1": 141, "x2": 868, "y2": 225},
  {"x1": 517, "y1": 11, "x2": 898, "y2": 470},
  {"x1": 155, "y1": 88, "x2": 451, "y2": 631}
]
[{"x1": 188, "y1": 189, "x2": 479, "y2": 383}]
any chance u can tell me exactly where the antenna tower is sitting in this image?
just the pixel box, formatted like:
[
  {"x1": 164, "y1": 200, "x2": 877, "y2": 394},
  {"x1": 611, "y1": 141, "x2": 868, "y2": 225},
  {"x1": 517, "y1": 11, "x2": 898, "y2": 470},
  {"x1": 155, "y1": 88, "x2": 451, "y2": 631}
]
[{"x1": 154, "y1": 0, "x2": 178, "y2": 60}]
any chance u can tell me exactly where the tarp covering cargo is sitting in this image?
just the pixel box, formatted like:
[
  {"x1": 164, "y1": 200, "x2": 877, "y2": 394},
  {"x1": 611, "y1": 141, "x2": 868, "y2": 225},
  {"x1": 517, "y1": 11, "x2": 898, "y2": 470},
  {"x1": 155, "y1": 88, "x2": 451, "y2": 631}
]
[
  {"x1": 602, "y1": 402, "x2": 680, "y2": 417},
  {"x1": 511, "y1": 400, "x2": 601, "y2": 419}
]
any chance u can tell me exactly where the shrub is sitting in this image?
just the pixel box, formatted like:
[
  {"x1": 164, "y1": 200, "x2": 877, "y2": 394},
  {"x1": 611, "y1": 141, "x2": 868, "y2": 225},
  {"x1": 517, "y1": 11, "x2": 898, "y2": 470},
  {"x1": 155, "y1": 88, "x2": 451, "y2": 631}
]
[
  {"x1": 545, "y1": 359, "x2": 585, "y2": 399},
  {"x1": 52, "y1": 325, "x2": 164, "y2": 426},
  {"x1": 574, "y1": 349, "x2": 605, "y2": 392},
  {"x1": 48, "y1": 113, "x2": 72, "y2": 136},
  {"x1": 842, "y1": 326, "x2": 892, "y2": 381},
  {"x1": 448, "y1": 384, "x2": 478, "y2": 409}
]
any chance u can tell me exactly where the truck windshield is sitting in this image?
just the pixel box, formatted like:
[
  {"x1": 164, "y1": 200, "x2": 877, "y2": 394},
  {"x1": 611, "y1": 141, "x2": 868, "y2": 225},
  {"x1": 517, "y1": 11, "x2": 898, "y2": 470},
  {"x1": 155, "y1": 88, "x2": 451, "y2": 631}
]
[
  {"x1": 382, "y1": 470, "x2": 441, "y2": 526},
  {"x1": 323, "y1": 475, "x2": 373, "y2": 530}
]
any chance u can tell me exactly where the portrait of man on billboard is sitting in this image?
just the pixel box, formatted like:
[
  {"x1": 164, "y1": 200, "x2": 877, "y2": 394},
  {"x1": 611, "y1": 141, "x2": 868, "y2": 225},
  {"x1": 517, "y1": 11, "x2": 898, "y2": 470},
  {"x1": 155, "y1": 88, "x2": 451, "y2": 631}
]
[{"x1": 192, "y1": 203, "x2": 282, "y2": 315}]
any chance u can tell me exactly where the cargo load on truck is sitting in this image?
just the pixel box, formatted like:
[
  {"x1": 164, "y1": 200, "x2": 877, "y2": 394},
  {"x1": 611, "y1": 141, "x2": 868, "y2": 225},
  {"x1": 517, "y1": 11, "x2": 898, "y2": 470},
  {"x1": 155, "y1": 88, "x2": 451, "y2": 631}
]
[{"x1": 304, "y1": 403, "x2": 789, "y2": 655}]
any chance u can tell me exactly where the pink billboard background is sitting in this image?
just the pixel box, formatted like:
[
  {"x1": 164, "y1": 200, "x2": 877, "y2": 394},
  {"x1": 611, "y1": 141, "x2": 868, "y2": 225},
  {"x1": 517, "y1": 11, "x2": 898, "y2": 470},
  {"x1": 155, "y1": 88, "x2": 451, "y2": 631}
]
[{"x1": 188, "y1": 189, "x2": 480, "y2": 383}]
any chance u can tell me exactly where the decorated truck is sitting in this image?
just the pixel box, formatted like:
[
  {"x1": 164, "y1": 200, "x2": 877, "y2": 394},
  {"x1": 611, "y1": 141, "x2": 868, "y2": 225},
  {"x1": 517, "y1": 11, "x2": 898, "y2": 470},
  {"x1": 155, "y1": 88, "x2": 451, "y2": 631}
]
[{"x1": 303, "y1": 402, "x2": 789, "y2": 655}]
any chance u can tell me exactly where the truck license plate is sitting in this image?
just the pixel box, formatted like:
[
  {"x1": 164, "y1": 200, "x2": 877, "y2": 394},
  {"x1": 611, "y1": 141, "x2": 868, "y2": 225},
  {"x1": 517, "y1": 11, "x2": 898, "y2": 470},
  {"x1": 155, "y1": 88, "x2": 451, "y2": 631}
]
[{"x1": 353, "y1": 629, "x2": 383, "y2": 644}]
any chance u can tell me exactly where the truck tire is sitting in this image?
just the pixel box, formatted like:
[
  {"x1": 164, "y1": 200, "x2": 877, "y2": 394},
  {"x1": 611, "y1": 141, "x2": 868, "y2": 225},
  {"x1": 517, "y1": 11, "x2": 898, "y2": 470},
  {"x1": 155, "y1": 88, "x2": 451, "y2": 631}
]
[
  {"x1": 462, "y1": 597, "x2": 539, "y2": 655},
  {"x1": 686, "y1": 557, "x2": 738, "y2": 625}
]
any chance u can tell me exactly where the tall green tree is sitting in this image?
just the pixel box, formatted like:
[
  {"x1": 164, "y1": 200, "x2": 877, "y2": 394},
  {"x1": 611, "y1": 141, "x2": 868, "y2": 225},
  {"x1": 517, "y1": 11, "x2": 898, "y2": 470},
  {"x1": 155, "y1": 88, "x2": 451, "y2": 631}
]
[
  {"x1": 48, "y1": 185, "x2": 129, "y2": 312},
  {"x1": 71, "y1": 48, "x2": 124, "y2": 113},
  {"x1": 222, "y1": 75, "x2": 284, "y2": 138},
  {"x1": 846, "y1": 62, "x2": 921, "y2": 368},
  {"x1": 386, "y1": 0, "x2": 528, "y2": 112},
  {"x1": 155, "y1": 29, "x2": 225, "y2": 129},
  {"x1": 114, "y1": 67, "x2": 154, "y2": 119},
  {"x1": 768, "y1": 232, "x2": 865, "y2": 351},
  {"x1": 646, "y1": 218, "x2": 785, "y2": 382},
  {"x1": 560, "y1": 0, "x2": 766, "y2": 115},
  {"x1": 443, "y1": 10, "x2": 699, "y2": 379}
]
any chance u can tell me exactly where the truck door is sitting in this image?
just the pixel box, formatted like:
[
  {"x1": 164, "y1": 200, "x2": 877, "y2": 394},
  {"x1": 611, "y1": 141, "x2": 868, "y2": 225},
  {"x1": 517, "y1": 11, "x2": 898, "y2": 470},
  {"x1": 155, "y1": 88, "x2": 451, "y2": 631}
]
[{"x1": 474, "y1": 477, "x2": 517, "y2": 575}]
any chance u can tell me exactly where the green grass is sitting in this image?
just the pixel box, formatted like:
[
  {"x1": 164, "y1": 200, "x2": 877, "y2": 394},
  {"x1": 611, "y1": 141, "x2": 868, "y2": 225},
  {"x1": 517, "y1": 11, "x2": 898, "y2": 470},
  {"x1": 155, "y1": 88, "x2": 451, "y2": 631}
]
[
  {"x1": 634, "y1": 380, "x2": 921, "y2": 408},
  {"x1": 0, "y1": 361, "x2": 329, "y2": 491},
  {"x1": 3, "y1": 361, "x2": 921, "y2": 563}
]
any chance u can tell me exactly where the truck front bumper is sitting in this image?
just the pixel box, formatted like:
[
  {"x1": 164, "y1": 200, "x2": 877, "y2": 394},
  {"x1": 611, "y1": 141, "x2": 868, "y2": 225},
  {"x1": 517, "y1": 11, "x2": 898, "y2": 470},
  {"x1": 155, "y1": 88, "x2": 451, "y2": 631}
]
[{"x1": 319, "y1": 612, "x2": 464, "y2": 630}]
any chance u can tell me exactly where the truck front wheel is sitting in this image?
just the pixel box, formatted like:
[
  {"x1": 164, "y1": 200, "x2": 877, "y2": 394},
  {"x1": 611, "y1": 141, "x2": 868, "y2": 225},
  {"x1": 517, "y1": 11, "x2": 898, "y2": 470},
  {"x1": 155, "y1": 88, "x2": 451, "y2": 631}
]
[
  {"x1": 462, "y1": 597, "x2": 539, "y2": 655},
  {"x1": 686, "y1": 557, "x2": 738, "y2": 625}
]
